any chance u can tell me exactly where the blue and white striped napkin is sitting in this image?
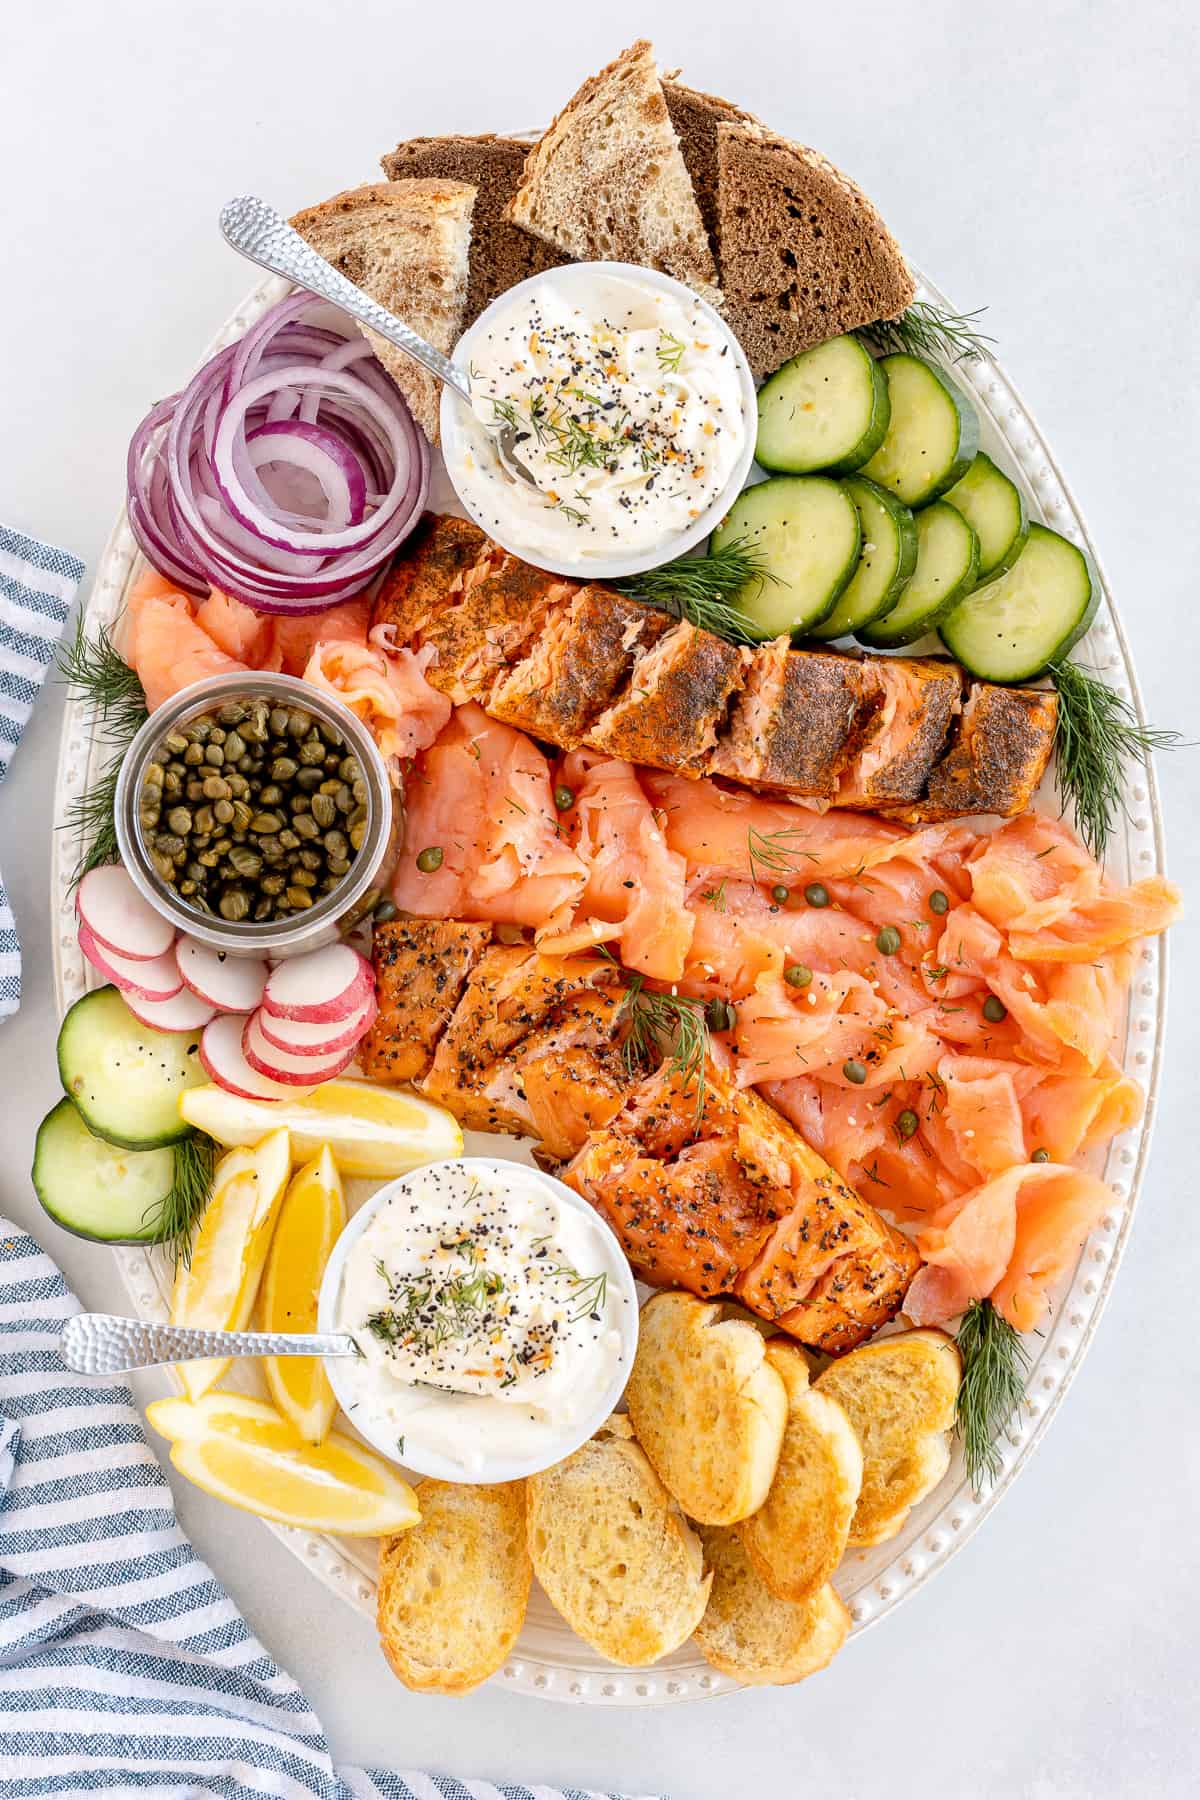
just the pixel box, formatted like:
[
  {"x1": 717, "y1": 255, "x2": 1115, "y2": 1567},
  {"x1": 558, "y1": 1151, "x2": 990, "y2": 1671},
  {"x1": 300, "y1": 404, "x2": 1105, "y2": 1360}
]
[
  {"x1": 0, "y1": 1218, "x2": 660, "y2": 1799},
  {"x1": 0, "y1": 524, "x2": 84, "y2": 1022}
]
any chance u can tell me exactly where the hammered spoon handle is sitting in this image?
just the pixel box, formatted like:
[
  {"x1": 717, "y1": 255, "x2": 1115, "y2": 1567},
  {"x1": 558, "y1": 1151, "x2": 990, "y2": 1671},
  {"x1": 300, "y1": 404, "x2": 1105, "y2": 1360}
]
[{"x1": 59, "y1": 1312, "x2": 358, "y2": 1377}]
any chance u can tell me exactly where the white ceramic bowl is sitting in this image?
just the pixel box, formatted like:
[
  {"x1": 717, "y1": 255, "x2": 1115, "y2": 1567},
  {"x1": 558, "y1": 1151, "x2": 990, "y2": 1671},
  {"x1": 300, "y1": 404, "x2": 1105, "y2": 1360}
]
[
  {"x1": 317, "y1": 1156, "x2": 640, "y2": 1484},
  {"x1": 440, "y1": 261, "x2": 758, "y2": 580}
]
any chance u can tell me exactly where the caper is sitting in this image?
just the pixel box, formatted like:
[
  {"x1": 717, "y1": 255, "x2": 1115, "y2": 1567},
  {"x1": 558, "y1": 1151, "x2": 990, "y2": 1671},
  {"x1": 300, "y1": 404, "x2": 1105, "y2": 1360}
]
[
  {"x1": 269, "y1": 707, "x2": 290, "y2": 736},
  {"x1": 219, "y1": 889, "x2": 250, "y2": 921},
  {"x1": 770, "y1": 884, "x2": 790, "y2": 905},
  {"x1": 843, "y1": 1059, "x2": 868, "y2": 1085},
  {"x1": 416, "y1": 845, "x2": 444, "y2": 873},
  {"x1": 143, "y1": 761, "x2": 165, "y2": 788},
  {"x1": 348, "y1": 803, "x2": 368, "y2": 830},
  {"x1": 183, "y1": 742, "x2": 204, "y2": 766},
  {"x1": 151, "y1": 850, "x2": 175, "y2": 881},
  {"x1": 199, "y1": 775, "x2": 227, "y2": 802},
  {"x1": 139, "y1": 804, "x2": 161, "y2": 831},
  {"x1": 258, "y1": 836, "x2": 283, "y2": 862},
  {"x1": 299, "y1": 738, "x2": 326, "y2": 767},
  {"x1": 328, "y1": 856, "x2": 351, "y2": 877},
  {"x1": 217, "y1": 701, "x2": 247, "y2": 726},
  {"x1": 352, "y1": 778, "x2": 368, "y2": 804},
  {"x1": 285, "y1": 885, "x2": 314, "y2": 909},
  {"x1": 982, "y1": 995, "x2": 1008, "y2": 1023},
  {"x1": 349, "y1": 821, "x2": 367, "y2": 851},
  {"x1": 929, "y1": 889, "x2": 949, "y2": 915},
  {"x1": 338, "y1": 756, "x2": 358, "y2": 781},
  {"x1": 261, "y1": 873, "x2": 286, "y2": 896},
  {"x1": 296, "y1": 766, "x2": 324, "y2": 792},
  {"x1": 231, "y1": 800, "x2": 253, "y2": 831},
  {"x1": 223, "y1": 731, "x2": 245, "y2": 763},
  {"x1": 153, "y1": 831, "x2": 184, "y2": 856},
  {"x1": 784, "y1": 963, "x2": 813, "y2": 989},
  {"x1": 253, "y1": 898, "x2": 272, "y2": 921},
  {"x1": 278, "y1": 828, "x2": 300, "y2": 851},
  {"x1": 203, "y1": 743, "x2": 224, "y2": 767},
  {"x1": 335, "y1": 783, "x2": 354, "y2": 813},
  {"x1": 298, "y1": 848, "x2": 322, "y2": 872},
  {"x1": 250, "y1": 811, "x2": 282, "y2": 835},
  {"x1": 227, "y1": 774, "x2": 250, "y2": 800},
  {"x1": 287, "y1": 708, "x2": 311, "y2": 738},
  {"x1": 311, "y1": 793, "x2": 337, "y2": 828},
  {"x1": 374, "y1": 898, "x2": 398, "y2": 923},
  {"x1": 896, "y1": 1108, "x2": 919, "y2": 1141},
  {"x1": 194, "y1": 805, "x2": 216, "y2": 836},
  {"x1": 805, "y1": 882, "x2": 830, "y2": 908},
  {"x1": 188, "y1": 719, "x2": 211, "y2": 744},
  {"x1": 186, "y1": 860, "x2": 207, "y2": 883},
  {"x1": 1031, "y1": 1147, "x2": 1050, "y2": 1163},
  {"x1": 243, "y1": 703, "x2": 269, "y2": 742},
  {"x1": 183, "y1": 779, "x2": 203, "y2": 802},
  {"x1": 212, "y1": 837, "x2": 233, "y2": 857},
  {"x1": 323, "y1": 829, "x2": 349, "y2": 861},
  {"x1": 705, "y1": 997, "x2": 737, "y2": 1033},
  {"x1": 180, "y1": 879, "x2": 197, "y2": 897},
  {"x1": 270, "y1": 756, "x2": 298, "y2": 783},
  {"x1": 165, "y1": 806, "x2": 191, "y2": 836},
  {"x1": 257, "y1": 784, "x2": 283, "y2": 806},
  {"x1": 213, "y1": 799, "x2": 235, "y2": 826},
  {"x1": 164, "y1": 732, "x2": 188, "y2": 755},
  {"x1": 228, "y1": 846, "x2": 263, "y2": 878},
  {"x1": 876, "y1": 926, "x2": 902, "y2": 956},
  {"x1": 293, "y1": 813, "x2": 320, "y2": 840},
  {"x1": 292, "y1": 867, "x2": 318, "y2": 889},
  {"x1": 291, "y1": 793, "x2": 311, "y2": 815}
]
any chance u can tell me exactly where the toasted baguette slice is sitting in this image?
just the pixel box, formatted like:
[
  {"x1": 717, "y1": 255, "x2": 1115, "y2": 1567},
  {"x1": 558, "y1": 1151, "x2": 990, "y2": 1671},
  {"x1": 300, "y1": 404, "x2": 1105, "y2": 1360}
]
[
  {"x1": 526, "y1": 1415, "x2": 710, "y2": 1666},
  {"x1": 662, "y1": 79, "x2": 758, "y2": 261},
  {"x1": 695, "y1": 1525, "x2": 850, "y2": 1686},
  {"x1": 738, "y1": 1339, "x2": 862, "y2": 1601},
  {"x1": 380, "y1": 134, "x2": 569, "y2": 327},
  {"x1": 506, "y1": 40, "x2": 720, "y2": 306},
  {"x1": 376, "y1": 1478, "x2": 530, "y2": 1693},
  {"x1": 815, "y1": 1328, "x2": 961, "y2": 1547},
  {"x1": 291, "y1": 179, "x2": 475, "y2": 443},
  {"x1": 625, "y1": 1292, "x2": 787, "y2": 1526},
  {"x1": 715, "y1": 122, "x2": 916, "y2": 378}
]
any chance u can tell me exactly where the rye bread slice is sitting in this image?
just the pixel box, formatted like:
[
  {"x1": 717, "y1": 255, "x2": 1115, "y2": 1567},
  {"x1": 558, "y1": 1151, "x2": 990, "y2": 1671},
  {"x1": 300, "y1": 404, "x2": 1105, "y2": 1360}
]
[
  {"x1": 291, "y1": 178, "x2": 474, "y2": 444},
  {"x1": 715, "y1": 121, "x2": 915, "y2": 378},
  {"x1": 505, "y1": 39, "x2": 721, "y2": 306},
  {"x1": 662, "y1": 79, "x2": 757, "y2": 261},
  {"x1": 380, "y1": 134, "x2": 569, "y2": 327}
]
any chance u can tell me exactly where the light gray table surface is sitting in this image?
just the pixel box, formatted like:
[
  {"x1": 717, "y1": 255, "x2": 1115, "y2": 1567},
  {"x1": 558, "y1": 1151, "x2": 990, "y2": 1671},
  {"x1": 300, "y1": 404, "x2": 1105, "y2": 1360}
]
[{"x1": 3, "y1": 3, "x2": 1198, "y2": 1795}]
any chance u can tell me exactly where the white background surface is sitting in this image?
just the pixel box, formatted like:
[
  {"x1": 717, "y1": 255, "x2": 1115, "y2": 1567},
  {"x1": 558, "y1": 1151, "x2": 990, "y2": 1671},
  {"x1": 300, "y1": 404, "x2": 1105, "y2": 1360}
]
[{"x1": 3, "y1": 3, "x2": 1199, "y2": 1795}]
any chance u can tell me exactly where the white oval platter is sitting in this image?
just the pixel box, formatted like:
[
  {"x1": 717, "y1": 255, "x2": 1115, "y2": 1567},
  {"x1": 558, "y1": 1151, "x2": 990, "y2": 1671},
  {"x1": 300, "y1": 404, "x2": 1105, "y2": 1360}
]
[{"x1": 51, "y1": 267, "x2": 1168, "y2": 1705}]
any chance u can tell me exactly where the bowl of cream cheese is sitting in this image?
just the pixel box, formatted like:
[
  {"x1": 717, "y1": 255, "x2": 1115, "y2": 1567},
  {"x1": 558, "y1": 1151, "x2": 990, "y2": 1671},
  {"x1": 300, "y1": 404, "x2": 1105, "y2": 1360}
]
[
  {"x1": 318, "y1": 1157, "x2": 639, "y2": 1483},
  {"x1": 441, "y1": 262, "x2": 757, "y2": 580}
]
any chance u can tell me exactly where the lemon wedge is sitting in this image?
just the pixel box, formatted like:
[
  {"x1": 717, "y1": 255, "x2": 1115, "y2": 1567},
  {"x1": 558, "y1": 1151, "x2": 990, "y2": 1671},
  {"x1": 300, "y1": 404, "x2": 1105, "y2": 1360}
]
[
  {"x1": 170, "y1": 1128, "x2": 291, "y2": 1400},
  {"x1": 179, "y1": 1080, "x2": 462, "y2": 1178},
  {"x1": 259, "y1": 1145, "x2": 345, "y2": 1445},
  {"x1": 145, "y1": 1391, "x2": 420, "y2": 1536}
]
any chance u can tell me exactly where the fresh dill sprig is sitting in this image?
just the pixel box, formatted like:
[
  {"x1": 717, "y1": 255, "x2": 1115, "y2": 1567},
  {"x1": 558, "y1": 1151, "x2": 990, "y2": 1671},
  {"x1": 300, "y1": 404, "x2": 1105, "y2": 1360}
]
[
  {"x1": 615, "y1": 536, "x2": 774, "y2": 645},
  {"x1": 856, "y1": 301, "x2": 995, "y2": 364},
  {"x1": 746, "y1": 825, "x2": 821, "y2": 884},
  {"x1": 955, "y1": 1298, "x2": 1030, "y2": 1492},
  {"x1": 57, "y1": 614, "x2": 149, "y2": 888},
  {"x1": 618, "y1": 972, "x2": 710, "y2": 1121},
  {"x1": 656, "y1": 331, "x2": 686, "y2": 374},
  {"x1": 700, "y1": 879, "x2": 728, "y2": 911},
  {"x1": 1049, "y1": 659, "x2": 1184, "y2": 858},
  {"x1": 157, "y1": 1132, "x2": 217, "y2": 1274}
]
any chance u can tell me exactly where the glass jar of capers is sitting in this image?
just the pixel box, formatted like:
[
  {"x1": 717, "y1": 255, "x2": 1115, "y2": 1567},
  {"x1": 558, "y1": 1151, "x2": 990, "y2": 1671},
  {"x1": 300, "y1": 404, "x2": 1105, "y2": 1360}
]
[{"x1": 115, "y1": 673, "x2": 394, "y2": 957}]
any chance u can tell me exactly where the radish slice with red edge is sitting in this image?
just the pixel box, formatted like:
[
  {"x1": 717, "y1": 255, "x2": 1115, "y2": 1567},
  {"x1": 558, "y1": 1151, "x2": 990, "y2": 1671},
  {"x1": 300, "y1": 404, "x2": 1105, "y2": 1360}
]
[
  {"x1": 176, "y1": 938, "x2": 268, "y2": 1014},
  {"x1": 256, "y1": 990, "x2": 377, "y2": 1057},
  {"x1": 122, "y1": 987, "x2": 216, "y2": 1034},
  {"x1": 76, "y1": 866, "x2": 175, "y2": 961},
  {"x1": 242, "y1": 1010, "x2": 356, "y2": 1086},
  {"x1": 78, "y1": 923, "x2": 184, "y2": 1003},
  {"x1": 199, "y1": 1014, "x2": 313, "y2": 1101},
  {"x1": 261, "y1": 944, "x2": 373, "y2": 1024}
]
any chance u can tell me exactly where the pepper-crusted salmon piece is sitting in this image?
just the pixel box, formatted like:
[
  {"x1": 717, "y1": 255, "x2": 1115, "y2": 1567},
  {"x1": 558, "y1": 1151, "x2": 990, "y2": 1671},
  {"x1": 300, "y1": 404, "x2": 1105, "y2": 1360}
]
[
  {"x1": 835, "y1": 657, "x2": 962, "y2": 808},
  {"x1": 585, "y1": 620, "x2": 749, "y2": 774},
  {"x1": 709, "y1": 638, "x2": 877, "y2": 797},
  {"x1": 371, "y1": 513, "x2": 492, "y2": 642},
  {"x1": 519, "y1": 1047, "x2": 630, "y2": 1160},
  {"x1": 778, "y1": 1227, "x2": 922, "y2": 1354},
  {"x1": 413, "y1": 556, "x2": 580, "y2": 705},
  {"x1": 359, "y1": 918, "x2": 493, "y2": 1084},
  {"x1": 884, "y1": 683, "x2": 1058, "y2": 824},
  {"x1": 490, "y1": 588, "x2": 670, "y2": 748}
]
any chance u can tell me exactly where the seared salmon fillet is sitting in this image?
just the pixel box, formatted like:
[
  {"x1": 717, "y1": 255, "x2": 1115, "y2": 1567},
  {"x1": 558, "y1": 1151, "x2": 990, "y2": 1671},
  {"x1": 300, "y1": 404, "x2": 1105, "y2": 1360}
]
[
  {"x1": 563, "y1": 1060, "x2": 917, "y2": 1352},
  {"x1": 835, "y1": 657, "x2": 962, "y2": 807},
  {"x1": 519, "y1": 1048, "x2": 629, "y2": 1159},
  {"x1": 371, "y1": 513, "x2": 491, "y2": 642},
  {"x1": 585, "y1": 620, "x2": 749, "y2": 774},
  {"x1": 709, "y1": 637, "x2": 877, "y2": 796},
  {"x1": 359, "y1": 918, "x2": 493, "y2": 1084},
  {"x1": 885, "y1": 682, "x2": 1058, "y2": 823},
  {"x1": 490, "y1": 587, "x2": 670, "y2": 748},
  {"x1": 414, "y1": 556, "x2": 579, "y2": 705}
]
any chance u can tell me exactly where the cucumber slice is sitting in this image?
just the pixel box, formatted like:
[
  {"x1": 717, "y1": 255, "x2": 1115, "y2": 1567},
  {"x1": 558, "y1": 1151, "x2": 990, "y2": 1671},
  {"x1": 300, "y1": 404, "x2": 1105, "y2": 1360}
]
[
  {"x1": 858, "y1": 501, "x2": 980, "y2": 648},
  {"x1": 942, "y1": 452, "x2": 1029, "y2": 586},
  {"x1": 711, "y1": 476, "x2": 861, "y2": 640},
  {"x1": 33, "y1": 1097, "x2": 177, "y2": 1244},
  {"x1": 58, "y1": 984, "x2": 206, "y2": 1149},
  {"x1": 861, "y1": 354, "x2": 979, "y2": 508},
  {"x1": 939, "y1": 522, "x2": 1098, "y2": 681},
  {"x1": 755, "y1": 335, "x2": 890, "y2": 475},
  {"x1": 810, "y1": 477, "x2": 918, "y2": 640}
]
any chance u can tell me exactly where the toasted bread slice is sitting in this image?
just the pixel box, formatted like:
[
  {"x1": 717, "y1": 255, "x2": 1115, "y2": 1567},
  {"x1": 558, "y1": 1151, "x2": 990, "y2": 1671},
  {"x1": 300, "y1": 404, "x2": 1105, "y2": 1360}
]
[
  {"x1": 815, "y1": 1328, "x2": 961, "y2": 1547},
  {"x1": 695, "y1": 1526, "x2": 851, "y2": 1685},
  {"x1": 506, "y1": 40, "x2": 720, "y2": 305},
  {"x1": 376, "y1": 1478, "x2": 530, "y2": 1693},
  {"x1": 291, "y1": 179, "x2": 475, "y2": 443},
  {"x1": 715, "y1": 122, "x2": 915, "y2": 378},
  {"x1": 526, "y1": 1415, "x2": 710, "y2": 1666},
  {"x1": 662, "y1": 79, "x2": 758, "y2": 260},
  {"x1": 738, "y1": 1339, "x2": 862, "y2": 1601},
  {"x1": 625, "y1": 1291, "x2": 787, "y2": 1525},
  {"x1": 380, "y1": 133, "x2": 569, "y2": 326}
]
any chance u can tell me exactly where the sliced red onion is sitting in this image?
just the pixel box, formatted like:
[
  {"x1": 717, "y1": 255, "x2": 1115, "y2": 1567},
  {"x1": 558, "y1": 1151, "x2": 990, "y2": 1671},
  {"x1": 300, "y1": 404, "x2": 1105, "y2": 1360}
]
[{"x1": 246, "y1": 420, "x2": 367, "y2": 531}]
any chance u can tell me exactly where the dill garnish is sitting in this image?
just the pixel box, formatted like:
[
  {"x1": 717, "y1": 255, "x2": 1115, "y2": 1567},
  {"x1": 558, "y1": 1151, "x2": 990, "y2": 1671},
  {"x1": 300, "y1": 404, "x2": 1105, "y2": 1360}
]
[
  {"x1": 955, "y1": 1298, "x2": 1030, "y2": 1491},
  {"x1": 57, "y1": 615, "x2": 149, "y2": 888},
  {"x1": 615, "y1": 536, "x2": 773, "y2": 644},
  {"x1": 617, "y1": 971, "x2": 710, "y2": 1121},
  {"x1": 1049, "y1": 659, "x2": 1184, "y2": 858},
  {"x1": 700, "y1": 879, "x2": 728, "y2": 911},
  {"x1": 159, "y1": 1133, "x2": 217, "y2": 1273},
  {"x1": 746, "y1": 825, "x2": 820, "y2": 885},
  {"x1": 857, "y1": 302, "x2": 995, "y2": 364},
  {"x1": 656, "y1": 331, "x2": 687, "y2": 374}
]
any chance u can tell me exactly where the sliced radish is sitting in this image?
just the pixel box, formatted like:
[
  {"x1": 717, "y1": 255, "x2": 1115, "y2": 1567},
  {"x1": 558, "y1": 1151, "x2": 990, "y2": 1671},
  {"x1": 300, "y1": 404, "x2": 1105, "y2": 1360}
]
[
  {"x1": 242, "y1": 1010, "x2": 357, "y2": 1085},
  {"x1": 76, "y1": 865, "x2": 175, "y2": 961},
  {"x1": 122, "y1": 987, "x2": 217, "y2": 1034},
  {"x1": 78, "y1": 922, "x2": 184, "y2": 1003},
  {"x1": 256, "y1": 990, "x2": 377, "y2": 1057},
  {"x1": 199, "y1": 1014, "x2": 313, "y2": 1101},
  {"x1": 176, "y1": 937, "x2": 268, "y2": 1014},
  {"x1": 261, "y1": 944, "x2": 373, "y2": 1023}
]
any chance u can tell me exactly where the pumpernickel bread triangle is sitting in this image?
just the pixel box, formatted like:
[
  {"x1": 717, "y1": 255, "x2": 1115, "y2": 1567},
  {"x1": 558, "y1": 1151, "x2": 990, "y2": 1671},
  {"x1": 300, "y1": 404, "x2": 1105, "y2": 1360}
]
[
  {"x1": 662, "y1": 79, "x2": 757, "y2": 261},
  {"x1": 505, "y1": 40, "x2": 721, "y2": 307},
  {"x1": 715, "y1": 121, "x2": 915, "y2": 377},
  {"x1": 380, "y1": 134, "x2": 568, "y2": 327},
  {"x1": 291, "y1": 179, "x2": 475, "y2": 444}
]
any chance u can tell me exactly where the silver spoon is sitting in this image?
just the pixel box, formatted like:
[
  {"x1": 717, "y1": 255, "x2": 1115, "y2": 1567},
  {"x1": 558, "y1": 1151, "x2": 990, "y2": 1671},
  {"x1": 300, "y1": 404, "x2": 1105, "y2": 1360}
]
[
  {"x1": 218, "y1": 194, "x2": 535, "y2": 483},
  {"x1": 59, "y1": 1311, "x2": 357, "y2": 1378}
]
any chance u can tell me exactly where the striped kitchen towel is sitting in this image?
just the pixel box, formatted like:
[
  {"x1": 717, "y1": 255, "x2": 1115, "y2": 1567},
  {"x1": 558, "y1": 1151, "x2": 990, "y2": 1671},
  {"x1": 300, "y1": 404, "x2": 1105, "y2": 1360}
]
[
  {"x1": 0, "y1": 1219, "x2": 661, "y2": 1800},
  {"x1": 0, "y1": 524, "x2": 85, "y2": 1021}
]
